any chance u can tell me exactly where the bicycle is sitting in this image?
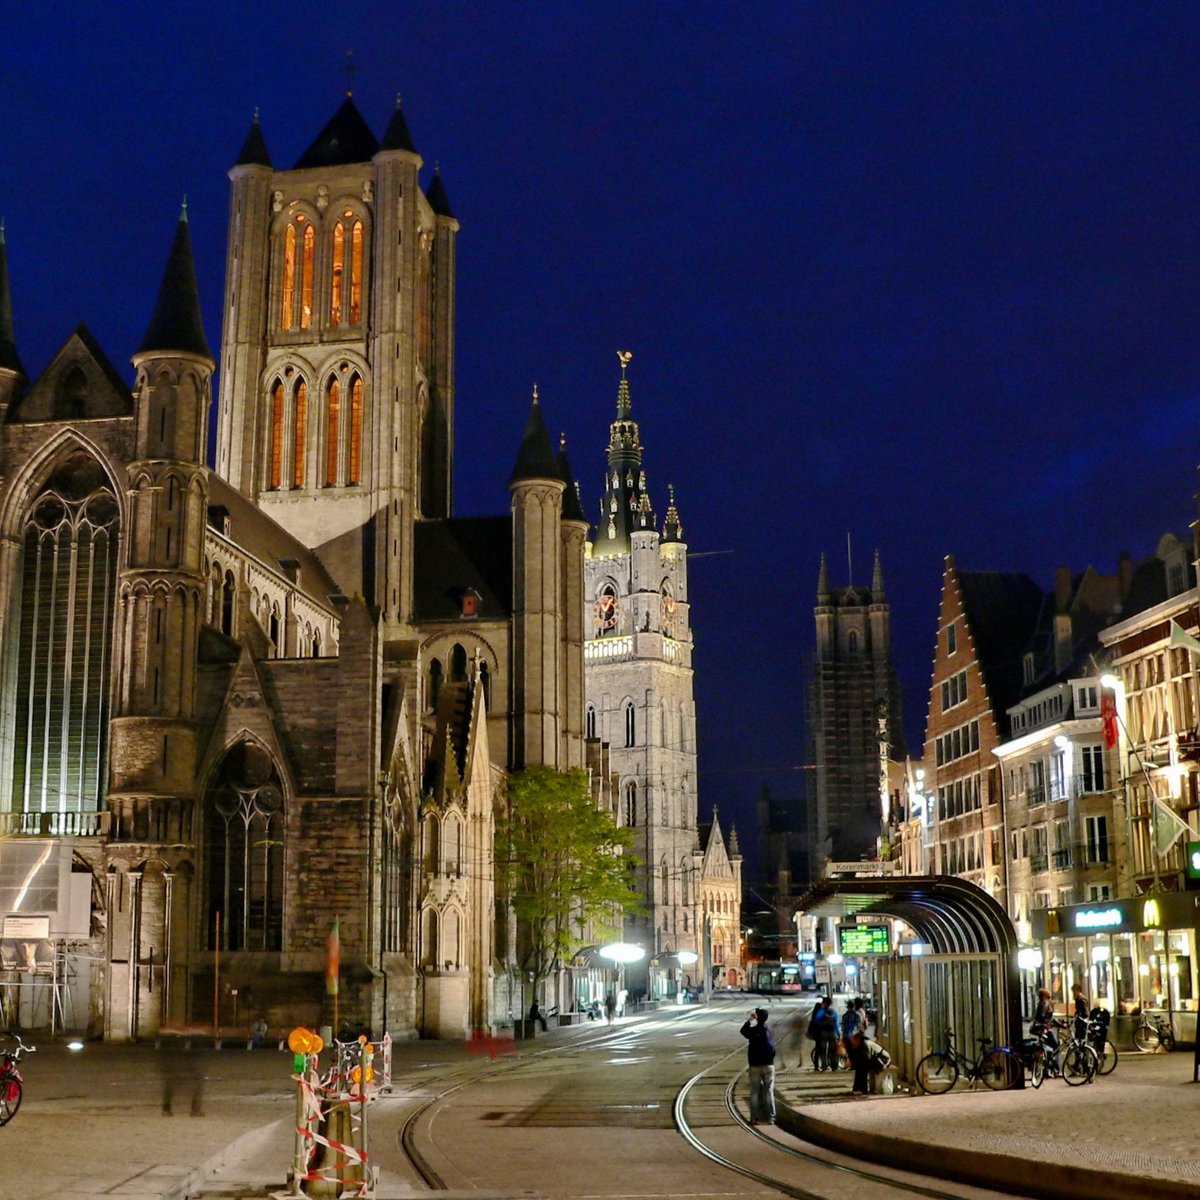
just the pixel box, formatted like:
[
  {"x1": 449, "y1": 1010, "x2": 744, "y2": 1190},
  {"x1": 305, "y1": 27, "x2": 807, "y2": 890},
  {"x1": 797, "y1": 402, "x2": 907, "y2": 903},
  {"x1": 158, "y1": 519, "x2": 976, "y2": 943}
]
[
  {"x1": 1133, "y1": 1011, "x2": 1175, "y2": 1053},
  {"x1": 0, "y1": 1033, "x2": 36, "y2": 1125},
  {"x1": 915, "y1": 1029, "x2": 1022, "y2": 1094},
  {"x1": 1051, "y1": 1019, "x2": 1099, "y2": 1086},
  {"x1": 1020, "y1": 1024, "x2": 1060, "y2": 1088},
  {"x1": 1086, "y1": 1009, "x2": 1117, "y2": 1075}
]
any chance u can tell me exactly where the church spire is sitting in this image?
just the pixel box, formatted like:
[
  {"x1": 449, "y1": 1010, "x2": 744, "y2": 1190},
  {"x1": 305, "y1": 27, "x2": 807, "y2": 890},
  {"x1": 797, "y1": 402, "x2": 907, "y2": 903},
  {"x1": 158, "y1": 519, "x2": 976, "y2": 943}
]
[
  {"x1": 662, "y1": 482, "x2": 684, "y2": 542},
  {"x1": 871, "y1": 548, "x2": 886, "y2": 601},
  {"x1": 232, "y1": 109, "x2": 272, "y2": 168},
  {"x1": 509, "y1": 384, "x2": 560, "y2": 483},
  {"x1": 817, "y1": 552, "x2": 830, "y2": 603},
  {"x1": 137, "y1": 204, "x2": 212, "y2": 362},
  {"x1": 0, "y1": 219, "x2": 24, "y2": 378},
  {"x1": 594, "y1": 350, "x2": 657, "y2": 555}
]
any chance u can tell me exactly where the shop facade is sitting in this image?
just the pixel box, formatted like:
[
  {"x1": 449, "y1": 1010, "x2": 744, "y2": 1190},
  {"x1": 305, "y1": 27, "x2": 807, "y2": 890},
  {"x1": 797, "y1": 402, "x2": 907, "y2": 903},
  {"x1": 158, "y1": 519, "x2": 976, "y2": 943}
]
[{"x1": 1029, "y1": 892, "x2": 1199, "y2": 1045}]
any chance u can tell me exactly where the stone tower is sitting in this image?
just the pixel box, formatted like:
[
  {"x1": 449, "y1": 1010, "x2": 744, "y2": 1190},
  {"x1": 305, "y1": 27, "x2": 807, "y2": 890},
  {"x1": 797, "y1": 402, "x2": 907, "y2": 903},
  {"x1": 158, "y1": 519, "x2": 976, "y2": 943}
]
[
  {"x1": 584, "y1": 354, "x2": 699, "y2": 991},
  {"x1": 808, "y1": 549, "x2": 907, "y2": 879},
  {"x1": 215, "y1": 98, "x2": 457, "y2": 632}
]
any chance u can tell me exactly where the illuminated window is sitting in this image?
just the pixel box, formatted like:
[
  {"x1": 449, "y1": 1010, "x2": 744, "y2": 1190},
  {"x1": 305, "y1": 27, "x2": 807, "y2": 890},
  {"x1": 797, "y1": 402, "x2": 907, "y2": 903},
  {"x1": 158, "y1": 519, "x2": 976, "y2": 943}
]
[
  {"x1": 292, "y1": 380, "x2": 307, "y2": 488},
  {"x1": 281, "y1": 224, "x2": 296, "y2": 329},
  {"x1": 330, "y1": 221, "x2": 345, "y2": 324},
  {"x1": 325, "y1": 378, "x2": 340, "y2": 486},
  {"x1": 300, "y1": 223, "x2": 314, "y2": 329},
  {"x1": 350, "y1": 219, "x2": 363, "y2": 322},
  {"x1": 269, "y1": 381, "x2": 284, "y2": 489},
  {"x1": 349, "y1": 375, "x2": 363, "y2": 484}
]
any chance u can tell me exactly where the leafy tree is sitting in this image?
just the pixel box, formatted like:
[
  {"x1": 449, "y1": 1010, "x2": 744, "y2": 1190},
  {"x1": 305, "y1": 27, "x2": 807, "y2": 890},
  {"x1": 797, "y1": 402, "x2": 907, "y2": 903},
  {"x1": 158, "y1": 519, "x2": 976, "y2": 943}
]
[{"x1": 496, "y1": 766, "x2": 641, "y2": 1002}]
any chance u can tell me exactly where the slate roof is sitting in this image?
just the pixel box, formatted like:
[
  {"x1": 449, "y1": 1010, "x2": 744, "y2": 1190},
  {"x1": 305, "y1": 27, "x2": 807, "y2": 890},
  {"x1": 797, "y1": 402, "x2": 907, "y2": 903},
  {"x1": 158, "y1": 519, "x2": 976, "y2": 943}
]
[
  {"x1": 233, "y1": 117, "x2": 272, "y2": 168},
  {"x1": 294, "y1": 97, "x2": 380, "y2": 169},
  {"x1": 379, "y1": 102, "x2": 417, "y2": 154},
  {"x1": 206, "y1": 474, "x2": 341, "y2": 609},
  {"x1": 413, "y1": 516, "x2": 513, "y2": 622},
  {"x1": 558, "y1": 445, "x2": 587, "y2": 523},
  {"x1": 509, "y1": 396, "x2": 560, "y2": 483},
  {"x1": 138, "y1": 210, "x2": 212, "y2": 361},
  {"x1": 0, "y1": 223, "x2": 24, "y2": 377},
  {"x1": 957, "y1": 570, "x2": 1047, "y2": 727}
]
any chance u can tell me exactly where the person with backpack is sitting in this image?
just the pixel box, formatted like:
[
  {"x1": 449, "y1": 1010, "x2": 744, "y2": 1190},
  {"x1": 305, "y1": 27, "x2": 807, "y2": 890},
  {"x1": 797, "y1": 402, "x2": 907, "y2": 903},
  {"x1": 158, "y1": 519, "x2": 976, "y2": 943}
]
[
  {"x1": 740, "y1": 1007, "x2": 777, "y2": 1124},
  {"x1": 847, "y1": 1029, "x2": 891, "y2": 1096}
]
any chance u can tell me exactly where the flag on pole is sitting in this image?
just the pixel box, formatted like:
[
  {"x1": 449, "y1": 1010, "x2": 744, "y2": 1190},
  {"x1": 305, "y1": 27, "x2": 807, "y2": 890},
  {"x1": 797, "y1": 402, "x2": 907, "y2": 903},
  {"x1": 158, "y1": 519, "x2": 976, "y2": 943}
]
[
  {"x1": 1169, "y1": 620, "x2": 1200, "y2": 658},
  {"x1": 1153, "y1": 795, "x2": 1191, "y2": 857},
  {"x1": 326, "y1": 916, "x2": 340, "y2": 997},
  {"x1": 1100, "y1": 690, "x2": 1118, "y2": 750}
]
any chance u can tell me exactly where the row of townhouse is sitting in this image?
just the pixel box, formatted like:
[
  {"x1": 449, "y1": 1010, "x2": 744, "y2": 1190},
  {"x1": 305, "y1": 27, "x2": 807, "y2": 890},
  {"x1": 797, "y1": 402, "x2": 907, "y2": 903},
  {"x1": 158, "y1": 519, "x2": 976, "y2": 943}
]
[{"x1": 898, "y1": 532, "x2": 1200, "y2": 1026}]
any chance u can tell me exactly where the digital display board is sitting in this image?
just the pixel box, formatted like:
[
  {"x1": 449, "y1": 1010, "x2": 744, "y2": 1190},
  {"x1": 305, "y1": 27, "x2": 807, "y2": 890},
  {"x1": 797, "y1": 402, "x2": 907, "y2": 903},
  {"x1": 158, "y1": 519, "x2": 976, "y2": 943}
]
[{"x1": 837, "y1": 924, "x2": 891, "y2": 955}]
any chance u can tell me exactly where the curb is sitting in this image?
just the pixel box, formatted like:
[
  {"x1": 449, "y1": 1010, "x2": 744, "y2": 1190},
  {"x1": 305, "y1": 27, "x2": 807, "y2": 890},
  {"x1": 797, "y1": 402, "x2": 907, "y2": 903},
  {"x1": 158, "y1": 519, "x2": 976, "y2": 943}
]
[
  {"x1": 776, "y1": 1099, "x2": 1200, "y2": 1200},
  {"x1": 163, "y1": 1115, "x2": 288, "y2": 1200}
]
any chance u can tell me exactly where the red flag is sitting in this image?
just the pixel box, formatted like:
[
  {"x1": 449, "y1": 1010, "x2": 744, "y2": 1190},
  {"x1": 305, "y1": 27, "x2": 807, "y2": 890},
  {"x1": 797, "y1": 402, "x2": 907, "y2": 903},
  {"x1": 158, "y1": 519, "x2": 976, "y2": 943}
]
[
  {"x1": 326, "y1": 916, "x2": 340, "y2": 997},
  {"x1": 1100, "y1": 691, "x2": 1118, "y2": 750}
]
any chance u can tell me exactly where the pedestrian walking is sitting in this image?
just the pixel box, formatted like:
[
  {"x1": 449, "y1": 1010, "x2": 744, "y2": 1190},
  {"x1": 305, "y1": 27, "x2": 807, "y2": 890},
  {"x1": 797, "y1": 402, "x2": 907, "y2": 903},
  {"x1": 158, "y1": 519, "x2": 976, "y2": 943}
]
[
  {"x1": 740, "y1": 1007, "x2": 777, "y2": 1124},
  {"x1": 811, "y1": 996, "x2": 840, "y2": 1071},
  {"x1": 841, "y1": 998, "x2": 861, "y2": 1043},
  {"x1": 604, "y1": 992, "x2": 616, "y2": 1025}
]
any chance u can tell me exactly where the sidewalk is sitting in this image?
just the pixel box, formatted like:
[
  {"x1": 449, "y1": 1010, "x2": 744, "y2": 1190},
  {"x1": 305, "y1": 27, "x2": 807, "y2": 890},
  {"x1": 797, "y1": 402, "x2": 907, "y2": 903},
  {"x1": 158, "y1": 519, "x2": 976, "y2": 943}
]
[
  {"x1": 775, "y1": 1050, "x2": 1200, "y2": 1200},
  {"x1": 12, "y1": 1015, "x2": 618, "y2": 1200}
]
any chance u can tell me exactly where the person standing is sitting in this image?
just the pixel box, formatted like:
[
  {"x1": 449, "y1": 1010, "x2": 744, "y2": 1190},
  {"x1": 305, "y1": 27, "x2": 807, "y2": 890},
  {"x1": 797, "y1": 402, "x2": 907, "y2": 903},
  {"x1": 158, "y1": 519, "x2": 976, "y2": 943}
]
[
  {"x1": 740, "y1": 1008, "x2": 777, "y2": 1124},
  {"x1": 529, "y1": 1000, "x2": 548, "y2": 1032},
  {"x1": 1071, "y1": 981, "x2": 1088, "y2": 1041},
  {"x1": 813, "y1": 996, "x2": 840, "y2": 1071},
  {"x1": 841, "y1": 999, "x2": 861, "y2": 1043},
  {"x1": 604, "y1": 992, "x2": 617, "y2": 1025}
]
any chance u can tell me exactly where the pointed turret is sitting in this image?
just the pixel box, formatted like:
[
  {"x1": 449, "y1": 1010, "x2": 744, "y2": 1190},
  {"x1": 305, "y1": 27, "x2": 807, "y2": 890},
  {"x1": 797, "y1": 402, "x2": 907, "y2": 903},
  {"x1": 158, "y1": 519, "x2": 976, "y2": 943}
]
[
  {"x1": 817, "y1": 552, "x2": 830, "y2": 603},
  {"x1": 729, "y1": 823, "x2": 741, "y2": 858},
  {"x1": 593, "y1": 350, "x2": 658, "y2": 555},
  {"x1": 378, "y1": 94, "x2": 418, "y2": 154},
  {"x1": 137, "y1": 203, "x2": 212, "y2": 362},
  {"x1": 425, "y1": 168, "x2": 455, "y2": 220},
  {"x1": 558, "y1": 434, "x2": 587, "y2": 525},
  {"x1": 663, "y1": 483, "x2": 684, "y2": 542},
  {"x1": 871, "y1": 548, "x2": 885, "y2": 601},
  {"x1": 509, "y1": 385, "x2": 560, "y2": 483},
  {"x1": 233, "y1": 111, "x2": 272, "y2": 168},
  {"x1": 0, "y1": 219, "x2": 25, "y2": 389}
]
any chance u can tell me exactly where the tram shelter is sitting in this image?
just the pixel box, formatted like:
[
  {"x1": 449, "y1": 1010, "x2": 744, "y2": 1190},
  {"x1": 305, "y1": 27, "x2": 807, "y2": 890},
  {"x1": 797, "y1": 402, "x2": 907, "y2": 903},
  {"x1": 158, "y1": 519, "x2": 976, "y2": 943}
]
[{"x1": 796, "y1": 875, "x2": 1020, "y2": 1083}]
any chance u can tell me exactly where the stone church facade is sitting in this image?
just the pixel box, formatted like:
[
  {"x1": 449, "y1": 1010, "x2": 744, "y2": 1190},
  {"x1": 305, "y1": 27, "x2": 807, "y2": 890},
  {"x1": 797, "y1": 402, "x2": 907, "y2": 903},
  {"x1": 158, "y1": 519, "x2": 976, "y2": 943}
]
[
  {"x1": 583, "y1": 358, "x2": 742, "y2": 996},
  {"x1": 0, "y1": 97, "x2": 590, "y2": 1040}
]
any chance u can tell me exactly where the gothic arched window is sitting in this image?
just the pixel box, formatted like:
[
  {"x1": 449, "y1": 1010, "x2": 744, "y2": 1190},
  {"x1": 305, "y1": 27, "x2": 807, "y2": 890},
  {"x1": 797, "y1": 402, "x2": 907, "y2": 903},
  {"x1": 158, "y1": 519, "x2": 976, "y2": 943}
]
[
  {"x1": 330, "y1": 214, "x2": 365, "y2": 326},
  {"x1": 624, "y1": 780, "x2": 637, "y2": 827},
  {"x1": 221, "y1": 571, "x2": 235, "y2": 636},
  {"x1": 478, "y1": 660, "x2": 491, "y2": 710},
  {"x1": 5, "y1": 455, "x2": 119, "y2": 812},
  {"x1": 269, "y1": 380, "x2": 284, "y2": 490},
  {"x1": 205, "y1": 742, "x2": 284, "y2": 951},
  {"x1": 349, "y1": 375, "x2": 363, "y2": 485},
  {"x1": 624, "y1": 701, "x2": 636, "y2": 747},
  {"x1": 847, "y1": 629, "x2": 861, "y2": 659},
  {"x1": 428, "y1": 658, "x2": 443, "y2": 710},
  {"x1": 325, "y1": 378, "x2": 340, "y2": 486},
  {"x1": 450, "y1": 643, "x2": 467, "y2": 682},
  {"x1": 280, "y1": 215, "x2": 315, "y2": 331},
  {"x1": 586, "y1": 705, "x2": 596, "y2": 740},
  {"x1": 292, "y1": 380, "x2": 308, "y2": 488}
]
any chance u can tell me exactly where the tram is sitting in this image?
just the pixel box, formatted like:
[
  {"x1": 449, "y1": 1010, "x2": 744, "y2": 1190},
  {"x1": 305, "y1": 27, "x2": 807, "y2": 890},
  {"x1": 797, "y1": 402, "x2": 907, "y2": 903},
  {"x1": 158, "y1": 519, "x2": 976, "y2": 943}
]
[{"x1": 747, "y1": 956, "x2": 817, "y2": 994}]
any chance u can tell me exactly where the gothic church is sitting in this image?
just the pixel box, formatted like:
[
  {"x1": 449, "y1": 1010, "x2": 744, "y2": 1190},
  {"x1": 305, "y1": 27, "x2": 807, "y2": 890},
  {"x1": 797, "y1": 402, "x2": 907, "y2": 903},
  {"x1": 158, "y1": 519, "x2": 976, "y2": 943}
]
[{"x1": 0, "y1": 97, "x2": 592, "y2": 1040}]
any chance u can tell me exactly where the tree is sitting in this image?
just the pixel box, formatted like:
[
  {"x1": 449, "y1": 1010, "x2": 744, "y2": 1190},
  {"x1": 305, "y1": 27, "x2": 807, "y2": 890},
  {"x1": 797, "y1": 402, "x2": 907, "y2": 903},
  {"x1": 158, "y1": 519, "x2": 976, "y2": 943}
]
[{"x1": 495, "y1": 766, "x2": 641, "y2": 1004}]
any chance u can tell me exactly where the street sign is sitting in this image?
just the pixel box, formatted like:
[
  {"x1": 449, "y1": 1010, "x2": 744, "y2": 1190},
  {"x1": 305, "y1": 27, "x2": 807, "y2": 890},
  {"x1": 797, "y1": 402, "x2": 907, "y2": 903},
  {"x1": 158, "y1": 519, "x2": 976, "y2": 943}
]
[{"x1": 3, "y1": 915, "x2": 50, "y2": 939}]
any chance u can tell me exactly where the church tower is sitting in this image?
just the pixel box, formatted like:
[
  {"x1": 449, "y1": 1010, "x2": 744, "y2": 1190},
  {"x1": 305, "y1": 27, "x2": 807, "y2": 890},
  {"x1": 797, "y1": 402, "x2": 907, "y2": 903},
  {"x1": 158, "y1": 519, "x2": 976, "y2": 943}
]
[
  {"x1": 108, "y1": 208, "x2": 214, "y2": 814},
  {"x1": 808, "y1": 548, "x2": 907, "y2": 879},
  {"x1": 0, "y1": 222, "x2": 24, "y2": 419},
  {"x1": 584, "y1": 354, "x2": 700, "y2": 993},
  {"x1": 215, "y1": 96, "x2": 457, "y2": 632}
]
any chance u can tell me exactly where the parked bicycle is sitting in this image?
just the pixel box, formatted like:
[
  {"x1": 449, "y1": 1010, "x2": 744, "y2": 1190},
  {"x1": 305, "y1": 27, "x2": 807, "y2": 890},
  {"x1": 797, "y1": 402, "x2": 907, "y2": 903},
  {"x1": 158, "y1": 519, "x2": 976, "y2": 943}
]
[
  {"x1": 1086, "y1": 1008, "x2": 1117, "y2": 1075},
  {"x1": 1051, "y1": 1018, "x2": 1099, "y2": 1086},
  {"x1": 0, "y1": 1033, "x2": 36, "y2": 1125},
  {"x1": 1133, "y1": 1010, "x2": 1175, "y2": 1053},
  {"x1": 1020, "y1": 1023, "x2": 1060, "y2": 1088},
  {"x1": 915, "y1": 1029, "x2": 1022, "y2": 1094}
]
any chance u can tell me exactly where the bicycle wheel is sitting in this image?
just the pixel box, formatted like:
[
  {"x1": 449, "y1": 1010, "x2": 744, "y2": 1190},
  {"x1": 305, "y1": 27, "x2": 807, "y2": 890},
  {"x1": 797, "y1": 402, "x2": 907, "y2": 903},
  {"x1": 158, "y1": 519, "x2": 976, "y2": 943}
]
[
  {"x1": 1061, "y1": 1043, "x2": 1098, "y2": 1086},
  {"x1": 1133, "y1": 1023, "x2": 1158, "y2": 1053},
  {"x1": 1030, "y1": 1048, "x2": 1046, "y2": 1089},
  {"x1": 915, "y1": 1052, "x2": 958, "y2": 1094},
  {"x1": 1096, "y1": 1039, "x2": 1117, "y2": 1075},
  {"x1": 981, "y1": 1048, "x2": 1022, "y2": 1090},
  {"x1": 0, "y1": 1076, "x2": 21, "y2": 1125}
]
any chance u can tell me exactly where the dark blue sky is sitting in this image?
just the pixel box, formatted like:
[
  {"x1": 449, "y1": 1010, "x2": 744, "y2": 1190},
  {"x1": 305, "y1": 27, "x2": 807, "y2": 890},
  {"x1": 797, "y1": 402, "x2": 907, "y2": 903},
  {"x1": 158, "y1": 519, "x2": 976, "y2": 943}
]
[{"x1": 6, "y1": 4, "x2": 1200, "y2": 865}]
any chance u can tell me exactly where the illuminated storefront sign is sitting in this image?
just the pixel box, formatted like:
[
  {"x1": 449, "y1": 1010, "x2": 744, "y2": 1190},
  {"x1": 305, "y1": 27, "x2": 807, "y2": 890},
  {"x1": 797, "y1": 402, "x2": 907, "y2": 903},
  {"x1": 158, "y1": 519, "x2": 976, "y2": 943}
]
[
  {"x1": 1074, "y1": 907, "x2": 1123, "y2": 930},
  {"x1": 1187, "y1": 841, "x2": 1200, "y2": 880},
  {"x1": 1143, "y1": 898, "x2": 1161, "y2": 928}
]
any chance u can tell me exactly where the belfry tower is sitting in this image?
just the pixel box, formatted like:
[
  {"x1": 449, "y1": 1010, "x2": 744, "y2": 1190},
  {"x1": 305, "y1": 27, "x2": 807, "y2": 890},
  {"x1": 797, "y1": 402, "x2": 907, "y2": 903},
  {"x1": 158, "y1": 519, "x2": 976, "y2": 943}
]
[
  {"x1": 216, "y1": 97, "x2": 458, "y2": 631},
  {"x1": 584, "y1": 354, "x2": 703, "y2": 991}
]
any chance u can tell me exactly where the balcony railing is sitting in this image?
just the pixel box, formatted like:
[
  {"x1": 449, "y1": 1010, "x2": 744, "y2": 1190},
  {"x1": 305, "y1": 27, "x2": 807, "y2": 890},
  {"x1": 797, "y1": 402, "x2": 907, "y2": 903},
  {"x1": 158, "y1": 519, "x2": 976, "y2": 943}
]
[
  {"x1": 0, "y1": 810, "x2": 110, "y2": 838},
  {"x1": 1030, "y1": 850, "x2": 1049, "y2": 873},
  {"x1": 1027, "y1": 785, "x2": 1046, "y2": 806}
]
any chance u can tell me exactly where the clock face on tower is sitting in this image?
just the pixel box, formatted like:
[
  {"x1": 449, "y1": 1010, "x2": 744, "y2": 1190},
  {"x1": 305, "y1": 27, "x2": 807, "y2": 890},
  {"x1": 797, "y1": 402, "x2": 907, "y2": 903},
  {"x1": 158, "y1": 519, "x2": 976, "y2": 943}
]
[{"x1": 594, "y1": 589, "x2": 619, "y2": 632}]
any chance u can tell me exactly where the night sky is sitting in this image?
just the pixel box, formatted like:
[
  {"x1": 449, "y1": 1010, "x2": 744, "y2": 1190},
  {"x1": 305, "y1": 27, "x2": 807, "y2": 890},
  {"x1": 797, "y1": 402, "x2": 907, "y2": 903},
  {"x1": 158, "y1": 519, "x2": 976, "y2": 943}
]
[{"x1": 6, "y1": 4, "x2": 1200, "y2": 876}]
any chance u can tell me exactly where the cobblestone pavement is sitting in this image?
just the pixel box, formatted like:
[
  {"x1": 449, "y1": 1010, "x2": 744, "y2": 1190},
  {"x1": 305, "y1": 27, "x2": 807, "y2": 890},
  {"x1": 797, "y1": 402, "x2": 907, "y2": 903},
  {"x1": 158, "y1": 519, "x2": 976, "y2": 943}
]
[{"x1": 775, "y1": 1047, "x2": 1200, "y2": 1186}]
